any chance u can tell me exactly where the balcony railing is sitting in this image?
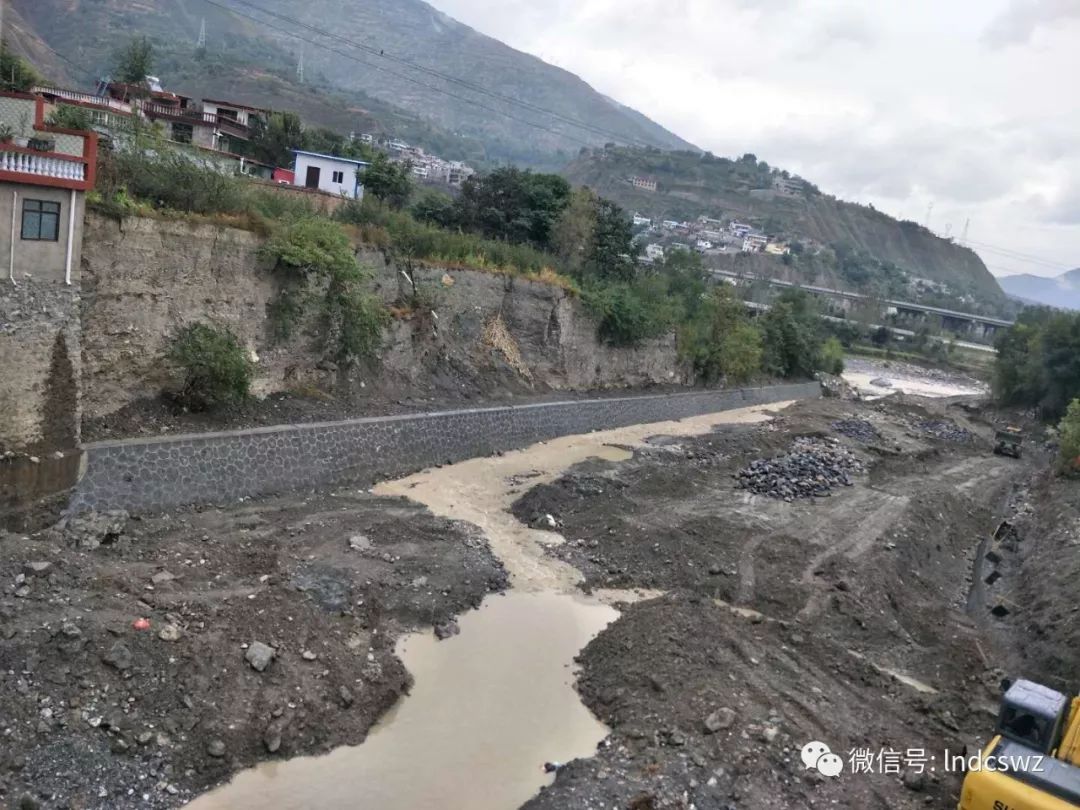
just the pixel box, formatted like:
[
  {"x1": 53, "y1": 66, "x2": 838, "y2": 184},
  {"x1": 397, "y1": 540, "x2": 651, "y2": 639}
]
[
  {"x1": 0, "y1": 146, "x2": 89, "y2": 186},
  {"x1": 30, "y1": 85, "x2": 133, "y2": 115},
  {"x1": 142, "y1": 103, "x2": 251, "y2": 139}
]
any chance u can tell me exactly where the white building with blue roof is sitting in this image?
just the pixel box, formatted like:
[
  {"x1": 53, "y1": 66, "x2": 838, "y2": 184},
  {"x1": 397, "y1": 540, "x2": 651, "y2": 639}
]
[{"x1": 291, "y1": 149, "x2": 370, "y2": 199}]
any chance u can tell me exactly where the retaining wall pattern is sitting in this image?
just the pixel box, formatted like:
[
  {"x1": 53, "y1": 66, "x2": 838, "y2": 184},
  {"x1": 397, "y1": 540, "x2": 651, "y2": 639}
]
[{"x1": 70, "y1": 382, "x2": 819, "y2": 514}]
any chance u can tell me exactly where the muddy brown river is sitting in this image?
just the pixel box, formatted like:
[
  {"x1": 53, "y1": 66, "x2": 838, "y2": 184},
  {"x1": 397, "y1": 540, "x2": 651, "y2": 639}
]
[{"x1": 186, "y1": 403, "x2": 788, "y2": 810}]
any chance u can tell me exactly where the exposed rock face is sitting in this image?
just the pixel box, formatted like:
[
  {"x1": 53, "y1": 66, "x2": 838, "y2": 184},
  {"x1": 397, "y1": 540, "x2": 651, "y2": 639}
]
[{"x1": 79, "y1": 214, "x2": 687, "y2": 421}]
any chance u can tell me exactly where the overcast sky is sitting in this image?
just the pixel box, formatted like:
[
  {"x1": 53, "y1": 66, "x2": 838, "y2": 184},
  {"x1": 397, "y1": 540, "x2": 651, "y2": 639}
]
[{"x1": 428, "y1": 0, "x2": 1079, "y2": 279}]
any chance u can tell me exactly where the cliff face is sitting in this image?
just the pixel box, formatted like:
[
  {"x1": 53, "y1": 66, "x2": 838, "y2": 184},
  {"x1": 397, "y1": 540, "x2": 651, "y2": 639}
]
[{"x1": 79, "y1": 214, "x2": 686, "y2": 422}]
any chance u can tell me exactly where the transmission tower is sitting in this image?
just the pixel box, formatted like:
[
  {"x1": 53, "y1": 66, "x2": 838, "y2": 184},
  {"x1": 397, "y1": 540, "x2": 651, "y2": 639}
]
[
  {"x1": 296, "y1": 45, "x2": 304, "y2": 83},
  {"x1": 960, "y1": 218, "x2": 970, "y2": 245},
  {"x1": 197, "y1": 18, "x2": 207, "y2": 49},
  {"x1": 924, "y1": 202, "x2": 934, "y2": 229},
  {"x1": 944, "y1": 223, "x2": 953, "y2": 238}
]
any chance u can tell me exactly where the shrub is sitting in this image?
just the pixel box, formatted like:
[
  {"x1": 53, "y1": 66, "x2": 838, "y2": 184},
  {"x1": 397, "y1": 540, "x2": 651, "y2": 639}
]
[
  {"x1": 583, "y1": 277, "x2": 675, "y2": 346},
  {"x1": 262, "y1": 218, "x2": 388, "y2": 363},
  {"x1": 1059, "y1": 398, "x2": 1080, "y2": 476},
  {"x1": 168, "y1": 323, "x2": 252, "y2": 410},
  {"x1": 262, "y1": 218, "x2": 360, "y2": 280},
  {"x1": 47, "y1": 105, "x2": 94, "y2": 131},
  {"x1": 818, "y1": 336, "x2": 845, "y2": 375},
  {"x1": 325, "y1": 274, "x2": 389, "y2": 363},
  {"x1": 97, "y1": 149, "x2": 249, "y2": 216}
]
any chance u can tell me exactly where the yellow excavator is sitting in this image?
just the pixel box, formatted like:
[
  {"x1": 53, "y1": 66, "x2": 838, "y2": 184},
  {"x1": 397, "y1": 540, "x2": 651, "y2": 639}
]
[{"x1": 959, "y1": 679, "x2": 1080, "y2": 809}]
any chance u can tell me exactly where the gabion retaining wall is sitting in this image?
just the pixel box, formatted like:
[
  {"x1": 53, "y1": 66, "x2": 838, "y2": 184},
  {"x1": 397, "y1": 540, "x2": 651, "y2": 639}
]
[{"x1": 70, "y1": 382, "x2": 819, "y2": 514}]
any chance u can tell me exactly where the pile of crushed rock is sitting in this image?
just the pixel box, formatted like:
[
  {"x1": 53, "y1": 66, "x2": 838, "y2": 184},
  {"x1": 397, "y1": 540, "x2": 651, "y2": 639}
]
[
  {"x1": 919, "y1": 420, "x2": 975, "y2": 443},
  {"x1": 736, "y1": 437, "x2": 864, "y2": 501},
  {"x1": 831, "y1": 418, "x2": 880, "y2": 443}
]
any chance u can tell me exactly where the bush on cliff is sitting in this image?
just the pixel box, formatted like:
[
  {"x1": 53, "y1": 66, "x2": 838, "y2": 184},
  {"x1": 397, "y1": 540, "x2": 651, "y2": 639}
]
[
  {"x1": 262, "y1": 218, "x2": 388, "y2": 363},
  {"x1": 168, "y1": 323, "x2": 252, "y2": 410}
]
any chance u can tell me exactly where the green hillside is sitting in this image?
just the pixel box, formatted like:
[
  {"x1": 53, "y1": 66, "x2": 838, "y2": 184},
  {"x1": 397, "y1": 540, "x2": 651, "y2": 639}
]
[{"x1": 564, "y1": 147, "x2": 1006, "y2": 312}]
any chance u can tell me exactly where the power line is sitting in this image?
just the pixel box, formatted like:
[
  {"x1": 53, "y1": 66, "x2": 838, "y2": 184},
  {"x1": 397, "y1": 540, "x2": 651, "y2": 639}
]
[
  {"x1": 197, "y1": 0, "x2": 602, "y2": 148},
  {"x1": 202, "y1": 0, "x2": 658, "y2": 149},
  {"x1": 967, "y1": 238, "x2": 1074, "y2": 273}
]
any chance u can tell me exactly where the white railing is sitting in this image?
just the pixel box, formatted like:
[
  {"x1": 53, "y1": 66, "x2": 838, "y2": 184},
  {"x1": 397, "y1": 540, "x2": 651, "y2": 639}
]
[
  {"x1": 0, "y1": 149, "x2": 86, "y2": 182},
  {"x1": 31, "y1": 85, "x2": 132, "y2": 114}
]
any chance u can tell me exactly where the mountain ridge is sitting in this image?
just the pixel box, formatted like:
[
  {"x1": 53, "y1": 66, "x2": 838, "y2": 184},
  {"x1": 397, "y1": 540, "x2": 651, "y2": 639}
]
[
  {"x1": 10, "y1": 0, "x2": 695, "y2": 167},
  {"x1": 998, "y1": 268, "x2": 1080, "y2": 311}
]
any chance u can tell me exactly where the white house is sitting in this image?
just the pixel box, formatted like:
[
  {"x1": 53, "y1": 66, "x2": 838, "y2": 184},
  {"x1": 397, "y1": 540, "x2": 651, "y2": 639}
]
[
  {"x1": 644, "y1": 243, "x2": 665, "y2": 263},
  {"x1": 291, "y1": 150, "x2": 369, "y2": 199},
  {"x1": 741, "y1": 232, "x2": 768, "y2": 253}
]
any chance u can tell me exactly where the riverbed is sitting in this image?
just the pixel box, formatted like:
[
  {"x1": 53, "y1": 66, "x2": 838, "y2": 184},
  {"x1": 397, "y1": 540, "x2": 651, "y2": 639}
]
[{"x1": 185, "y1": 403, "x2": 788, "y2": 810}]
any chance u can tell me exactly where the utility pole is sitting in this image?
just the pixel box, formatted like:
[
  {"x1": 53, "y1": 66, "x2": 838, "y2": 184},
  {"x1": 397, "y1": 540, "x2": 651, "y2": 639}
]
[
  {"x1": 197, "y1": 18, "x2": 206, "y2": 49},
  {"x1": 296, "y1": 45, "x2": 304, "y2": 84}
]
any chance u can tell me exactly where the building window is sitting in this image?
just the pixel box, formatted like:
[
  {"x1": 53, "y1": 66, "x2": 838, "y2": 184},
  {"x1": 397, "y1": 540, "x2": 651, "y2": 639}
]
[
  {"x1": 332, "y1": 170, "x2": 344, "y2": 184},
  {"x1": 21, "y1": 200, "x2": 61, "y2": 242}
]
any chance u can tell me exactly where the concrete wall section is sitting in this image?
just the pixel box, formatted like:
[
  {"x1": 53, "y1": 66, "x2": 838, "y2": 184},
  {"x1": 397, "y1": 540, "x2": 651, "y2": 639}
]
[
  {"x1": 71, "y1": 382, "x2": 819, "y2": 514},
  {"x1": 0, "y1": 183, "x2": 85, "y2": 284}
]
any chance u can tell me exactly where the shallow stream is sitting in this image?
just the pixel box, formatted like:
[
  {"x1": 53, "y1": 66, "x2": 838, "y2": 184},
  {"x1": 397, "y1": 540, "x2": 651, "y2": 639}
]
[{"x1": 186, "y1": 403, "x2": 787, "y2": 809}]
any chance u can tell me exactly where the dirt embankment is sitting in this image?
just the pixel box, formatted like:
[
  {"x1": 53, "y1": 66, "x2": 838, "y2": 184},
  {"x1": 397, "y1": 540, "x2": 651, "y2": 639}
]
[
  {"x1": 0, "y1": 492, "x2": 507, "y2": 809},
  {"x1": 516, "y1": 396, "x2": 1036, "y2": 810},
  {"x1": 980, "y1": 469, "x2": 1080, "y2": 693}
]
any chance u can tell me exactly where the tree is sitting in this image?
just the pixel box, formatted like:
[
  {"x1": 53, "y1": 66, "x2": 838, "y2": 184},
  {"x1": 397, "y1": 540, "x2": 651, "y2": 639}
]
[
  {"x1": 453, "y1": 167, "x2": 571, "y2": 249},
  {"x1": 684, "y1": 286, "x2": 762, "y2": 383},
  {"x1": 113, "y1": 36, "x2": 155, "y2": 84},
  {"x1": 586, "y1": 198, "x2": 638, "y2": 282},
  {"x1": 360, "y1": 152, "x2": 413, "y2": 209},
  {"x1": 410, "y1": 189, "x2": 457, "y2": 228},
  {"x1": 761, "y1": 290, "x2": 821, "y2": 378},
  {"x1": 550, "y1": 187, "x2": 597, "y2": 276},
  {"x1": 0, "y1": 45, "x2": 41, "y2": 92},
  {"x1": 1059, "y1": 398, "x2": 1080, "y2": 475},
  {"x1": 249, "y1": 111, "x2": 305, "y2": 168}
]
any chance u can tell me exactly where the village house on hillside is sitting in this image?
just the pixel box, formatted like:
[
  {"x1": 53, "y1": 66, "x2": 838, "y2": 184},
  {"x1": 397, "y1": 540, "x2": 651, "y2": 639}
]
[
  {"x1": 0, "y1": 91, "x2": 97, "y2": 284},
  {"x1": 292, "y1": 149, "x2": 369, "y2": 199},
  {"x1": 32, "y1": 77, "x2": 477, "y2": 194}
]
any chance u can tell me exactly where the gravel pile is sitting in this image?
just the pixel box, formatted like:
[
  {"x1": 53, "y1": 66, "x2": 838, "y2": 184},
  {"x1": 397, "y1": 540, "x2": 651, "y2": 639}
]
[
  {"x1": 736, "y1": 437, "x2": 863, "y2": 501},
  {"x1": 832, "y1": 419, "x2": 880, "y2": 443},
  {"x1": 919, "y1": 420, "x2": 974, "y2": 443}
]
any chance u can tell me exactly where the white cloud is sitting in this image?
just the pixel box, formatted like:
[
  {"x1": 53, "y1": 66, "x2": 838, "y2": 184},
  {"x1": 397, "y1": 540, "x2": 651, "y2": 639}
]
[
  {"x1": 982, "y1": 0, "x2": 1080, "y2": 46},
  {"x1": 430, "y1": 0, "x2": 1080, "y2": 277}
]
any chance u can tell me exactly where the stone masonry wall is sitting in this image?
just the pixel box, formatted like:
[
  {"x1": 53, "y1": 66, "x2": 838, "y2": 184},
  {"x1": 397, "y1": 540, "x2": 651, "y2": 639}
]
[
  {"x1": 70, "y1": 382, "x2": 819, "y2": 514},
  {"x1": 0, "y1": 280, "x2": 81, "y2": 454}
]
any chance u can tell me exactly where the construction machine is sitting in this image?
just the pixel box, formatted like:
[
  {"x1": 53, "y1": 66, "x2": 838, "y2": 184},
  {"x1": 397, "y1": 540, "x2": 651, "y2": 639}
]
[
  {"x1": 958, "y1": 679, "x2": 1080, "y2": 809},
  {"x1": 994, "y1": 427, "x2": 1025, "y2": 459}
]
